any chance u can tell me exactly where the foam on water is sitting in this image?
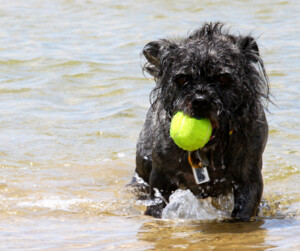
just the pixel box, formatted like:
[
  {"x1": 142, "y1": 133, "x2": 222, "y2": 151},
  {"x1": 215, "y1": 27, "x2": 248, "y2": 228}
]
[{"x1": 17, "y1": 196, "x2": 92, "y2": 211}]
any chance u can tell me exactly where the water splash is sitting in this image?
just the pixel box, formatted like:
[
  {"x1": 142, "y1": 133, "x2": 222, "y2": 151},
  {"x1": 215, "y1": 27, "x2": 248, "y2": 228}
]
[{"x1": 162, "y1": 189, "x2": 233, "y2": 220}]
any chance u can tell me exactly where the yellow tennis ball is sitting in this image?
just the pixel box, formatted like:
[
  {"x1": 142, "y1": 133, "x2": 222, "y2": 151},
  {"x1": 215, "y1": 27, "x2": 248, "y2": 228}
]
[{"x1": 170, "y1": 112, "x2": 212, "y2": 151}]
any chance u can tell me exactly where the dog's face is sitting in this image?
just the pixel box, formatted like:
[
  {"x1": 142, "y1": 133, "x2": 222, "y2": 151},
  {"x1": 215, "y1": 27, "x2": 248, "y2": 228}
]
[{"x1": 143, "y1": 23, "x2": 269, "y2": 146}]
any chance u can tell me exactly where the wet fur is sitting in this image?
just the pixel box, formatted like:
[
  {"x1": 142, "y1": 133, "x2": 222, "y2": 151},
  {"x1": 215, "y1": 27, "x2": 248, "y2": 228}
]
[{"x1": 133, "y1": 23, "x2": 270, "y2": 221}]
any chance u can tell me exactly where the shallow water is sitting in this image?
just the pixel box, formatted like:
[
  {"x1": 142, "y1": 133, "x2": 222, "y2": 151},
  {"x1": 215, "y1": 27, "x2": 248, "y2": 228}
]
[{"x1": 0, "y1": 0, "x2": 299, "y2": 250}]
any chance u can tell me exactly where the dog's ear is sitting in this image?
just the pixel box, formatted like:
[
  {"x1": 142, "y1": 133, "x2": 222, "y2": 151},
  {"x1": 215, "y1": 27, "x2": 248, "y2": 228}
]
[
  {"x1": 143, "y1": 41, "x2": 161, "y2": 67},
  {"x1": 238, "y1": 36, "x2": 260, "y2": 62},
  {"x1": 142, "y1": 41, "x2": 163, "y2": 78},
  {"x1": 142, "y1": 40, "x2": 175, "y2": 78},
  {"x1": 238, "y1": 36, "x2": 269, "y2": 100}
]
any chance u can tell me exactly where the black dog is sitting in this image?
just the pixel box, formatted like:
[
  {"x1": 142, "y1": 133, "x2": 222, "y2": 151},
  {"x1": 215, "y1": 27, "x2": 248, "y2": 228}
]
[{"x1": 132, "y1": 22, "x2": 270, "y2": 221}]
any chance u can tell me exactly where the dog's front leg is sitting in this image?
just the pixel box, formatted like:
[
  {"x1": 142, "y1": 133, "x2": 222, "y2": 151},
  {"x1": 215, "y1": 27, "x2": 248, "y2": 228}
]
[
  {"x1": 231, "y1": 171, "x2": 263, "y2": 221},
  {"x1": 145, "y1": 166, "x2": 177, "y2": 218}
]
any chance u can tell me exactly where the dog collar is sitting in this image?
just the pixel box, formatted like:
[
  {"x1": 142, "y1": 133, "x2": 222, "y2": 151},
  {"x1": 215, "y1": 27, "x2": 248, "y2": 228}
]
[{"x1": 188, "y1": 129, "x2": 234, "y2": 184}]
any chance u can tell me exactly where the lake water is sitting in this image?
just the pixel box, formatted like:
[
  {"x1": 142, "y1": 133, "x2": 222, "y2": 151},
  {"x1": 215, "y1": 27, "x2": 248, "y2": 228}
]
[{"x1": 0, "y1": 0, "x2": 299, "y2": 250}]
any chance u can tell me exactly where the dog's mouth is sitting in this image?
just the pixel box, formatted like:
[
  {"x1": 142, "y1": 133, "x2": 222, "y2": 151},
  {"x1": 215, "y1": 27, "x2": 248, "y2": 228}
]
[{"x1": 192, "y1": 114, "x2": 219, "y2": 148}]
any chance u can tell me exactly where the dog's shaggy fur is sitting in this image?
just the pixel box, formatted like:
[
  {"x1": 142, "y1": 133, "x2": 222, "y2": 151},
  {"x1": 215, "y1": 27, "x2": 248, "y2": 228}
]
[{"x1": 132, "y1": 22, "x2": 270, "y2": 221}]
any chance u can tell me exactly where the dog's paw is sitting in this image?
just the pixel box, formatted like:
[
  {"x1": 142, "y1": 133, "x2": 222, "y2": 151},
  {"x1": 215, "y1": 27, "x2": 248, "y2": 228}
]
[{"x1": 145, "y1": 203, "x2": 166, "y2": 218}]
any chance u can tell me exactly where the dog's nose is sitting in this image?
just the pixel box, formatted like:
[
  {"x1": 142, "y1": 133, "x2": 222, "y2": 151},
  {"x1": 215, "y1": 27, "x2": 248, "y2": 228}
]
[{"x1": 192, "y1": 94, "x2": 210, "y2": 110}]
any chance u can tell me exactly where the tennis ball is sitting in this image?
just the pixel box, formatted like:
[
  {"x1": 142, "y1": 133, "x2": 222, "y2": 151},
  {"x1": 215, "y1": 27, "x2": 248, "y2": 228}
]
[{"x1": 170, "y1": 112, "x2": 212, "y2": 151}]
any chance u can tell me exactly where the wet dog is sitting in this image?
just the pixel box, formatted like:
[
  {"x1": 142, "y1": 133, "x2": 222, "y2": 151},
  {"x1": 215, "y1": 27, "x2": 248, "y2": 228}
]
[{"x1": 132, "y1": 22, "x2": 270, "y2": 221}]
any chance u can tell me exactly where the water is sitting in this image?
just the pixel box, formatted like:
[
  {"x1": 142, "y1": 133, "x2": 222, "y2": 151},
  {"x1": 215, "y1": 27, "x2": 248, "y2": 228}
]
[{"x1": 0, "y1": 0, "x2": 299, "y2": 250}]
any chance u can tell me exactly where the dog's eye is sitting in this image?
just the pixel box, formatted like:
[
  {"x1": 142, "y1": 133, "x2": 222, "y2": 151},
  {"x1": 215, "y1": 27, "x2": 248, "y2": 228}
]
[
  {"x1": 216, "y1": 74, "x2": 232, "y2": 85},
  {"x1": 174, "y1": 75, "x2": 191, "y2": 86}
]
